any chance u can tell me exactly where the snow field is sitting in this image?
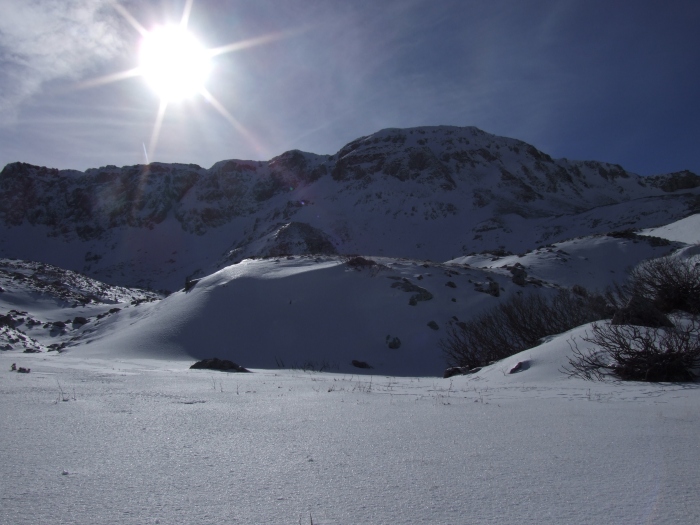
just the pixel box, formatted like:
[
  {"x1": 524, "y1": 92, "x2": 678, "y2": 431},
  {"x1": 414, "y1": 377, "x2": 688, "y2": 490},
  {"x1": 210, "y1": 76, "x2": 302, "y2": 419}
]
[{"x1": 2, "y1": 346, "x2": 700, "y2": 525}]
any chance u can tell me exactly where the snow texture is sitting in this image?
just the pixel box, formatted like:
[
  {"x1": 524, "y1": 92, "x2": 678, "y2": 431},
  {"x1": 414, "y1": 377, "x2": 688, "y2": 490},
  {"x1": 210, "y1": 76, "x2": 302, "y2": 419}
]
[{"x1": 2, "y1": 338, "x2": 699, "y2": 525}]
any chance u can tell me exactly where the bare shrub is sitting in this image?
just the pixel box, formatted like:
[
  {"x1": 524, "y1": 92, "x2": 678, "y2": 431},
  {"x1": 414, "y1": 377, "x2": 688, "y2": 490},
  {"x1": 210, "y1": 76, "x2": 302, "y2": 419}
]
[
  {"x1": 441, "y1": 289, "x2": 609, "y2": 369},
  {"x1": 612, "y1": 255, "x2": 700, "y2": 314},
  {"x1": 600, "y1": 254, "x2": 700, "y2": 319},
  {"x1": 564, "y1": 319, "x2": 700, "y2": 381}
]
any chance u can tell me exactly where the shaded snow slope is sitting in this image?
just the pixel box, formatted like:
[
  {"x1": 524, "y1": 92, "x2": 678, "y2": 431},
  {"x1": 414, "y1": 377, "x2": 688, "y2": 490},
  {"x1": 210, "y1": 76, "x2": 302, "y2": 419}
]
[{"x1": 71, "y1": 256, "x2": 531, "y2": 376}]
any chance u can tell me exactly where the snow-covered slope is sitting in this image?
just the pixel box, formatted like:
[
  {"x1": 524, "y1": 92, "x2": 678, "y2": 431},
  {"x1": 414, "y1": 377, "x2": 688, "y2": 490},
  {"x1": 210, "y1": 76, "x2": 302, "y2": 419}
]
[
  {"x1": 639, "y1": 212, "x2": 700, "y2": 244},
  {"x1": 0, "y1": 259, "x2": 160, "y2": 353},
  {"x1": 2, "y1": 126, "x2": 699, "y2": 291},
  {"x1": 450, "y1": 230, "x2": 684, "y2": 291},
  {"x1": 70, "y1": 256, "x2": 527, "y2": 376}
]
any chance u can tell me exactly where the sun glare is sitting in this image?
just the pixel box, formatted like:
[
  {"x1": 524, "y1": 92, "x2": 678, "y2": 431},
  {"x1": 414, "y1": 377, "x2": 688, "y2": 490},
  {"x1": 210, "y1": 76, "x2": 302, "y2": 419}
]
[
  {"x1": 77, "y1": 1, "x2": 284, "y2": 162},
  {"x1": 139, "y1": 26, "x2": 211, "y2": 102}
]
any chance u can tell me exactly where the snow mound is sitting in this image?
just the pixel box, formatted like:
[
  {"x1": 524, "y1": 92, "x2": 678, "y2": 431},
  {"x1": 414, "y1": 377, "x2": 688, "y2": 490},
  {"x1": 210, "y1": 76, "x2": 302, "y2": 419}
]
[{"x1": 71, "y1": 256, "x2": 533, "y2": 376}]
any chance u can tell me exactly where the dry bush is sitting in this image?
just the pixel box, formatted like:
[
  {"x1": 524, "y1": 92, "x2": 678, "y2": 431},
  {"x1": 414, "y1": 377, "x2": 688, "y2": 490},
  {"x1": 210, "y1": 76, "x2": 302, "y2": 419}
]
[
  {"x1": 441, "y1": 289, "x2": 609, "y2": 369},
  {"x1": 564, "y1": 319, "x2": 700, "y2": 381},
  {"x1": 606, "y1": 254, "x2": 700, "y2": 315},
  {"x1": 628, "y1": 255, "x2": 700, "y2": 314}
]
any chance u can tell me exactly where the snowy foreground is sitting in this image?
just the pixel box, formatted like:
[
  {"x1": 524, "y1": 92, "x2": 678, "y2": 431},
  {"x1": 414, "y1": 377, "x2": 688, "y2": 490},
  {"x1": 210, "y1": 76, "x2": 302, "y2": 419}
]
[
  {"x1": 3, "y1": 336, "x2": 699, "y2": 525},
  {"x1": 3, "y1": 215, "x2": 700, "y2": 524}
]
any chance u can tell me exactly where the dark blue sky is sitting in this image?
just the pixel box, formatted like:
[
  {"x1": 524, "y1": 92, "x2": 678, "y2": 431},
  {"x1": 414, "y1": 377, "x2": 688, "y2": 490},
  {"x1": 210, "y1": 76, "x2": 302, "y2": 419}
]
[{"x1": 1, "y1": 0, "x2": 698, "y2": 175}]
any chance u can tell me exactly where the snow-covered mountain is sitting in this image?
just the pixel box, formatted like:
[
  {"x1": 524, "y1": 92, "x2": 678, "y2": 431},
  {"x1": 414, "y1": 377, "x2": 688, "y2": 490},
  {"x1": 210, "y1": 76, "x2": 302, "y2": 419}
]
[
  {"x1": 4, "y1": 127, "x2": 700, "y2": 525},
  {"x1": 2, "y1": 126, "x2": 699, "y2": 291}
]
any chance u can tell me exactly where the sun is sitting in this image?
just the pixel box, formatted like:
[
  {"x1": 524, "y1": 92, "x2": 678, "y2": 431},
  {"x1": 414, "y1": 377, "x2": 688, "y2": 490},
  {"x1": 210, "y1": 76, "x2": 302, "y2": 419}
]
[
  {"x1": 139, "y1": 26, "x2": 211, "y2": 102},
  {"x1": 77, "y1": 0, "x2": 292, "y2": 162}
]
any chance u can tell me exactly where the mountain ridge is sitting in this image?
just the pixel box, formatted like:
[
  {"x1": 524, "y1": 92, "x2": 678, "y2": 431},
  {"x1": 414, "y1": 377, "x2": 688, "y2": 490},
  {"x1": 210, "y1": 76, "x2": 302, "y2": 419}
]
[{"x1": 1, "y1": 125, "x2": 699, "y2": 291}]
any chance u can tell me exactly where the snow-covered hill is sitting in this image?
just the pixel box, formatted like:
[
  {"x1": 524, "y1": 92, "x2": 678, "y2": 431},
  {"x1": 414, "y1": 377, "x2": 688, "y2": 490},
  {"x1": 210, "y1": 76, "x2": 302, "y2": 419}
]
[
  {"x1": 450, "y1": 230, "x2": 683, "y2": 291},
  {"x1": 0, "y1": 259, "x2": 160, "y2": 353},
  {"x1": 69, "y1": 255, "x2": 526, "y2": 376},
  {"x1": 0, "y1": 213, "x2": 696, "y2": 375},
  {"x1": 2, "y1": 126, "x2": 698, "y2": 291}
]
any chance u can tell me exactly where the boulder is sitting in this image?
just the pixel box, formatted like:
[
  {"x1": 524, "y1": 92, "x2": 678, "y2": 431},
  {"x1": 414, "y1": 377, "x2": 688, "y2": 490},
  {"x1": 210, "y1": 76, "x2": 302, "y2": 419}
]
[
  {"x1": 443, "y1": 366, "x2": 466, "y2": 378},
  {"x1": 509, "y1": 360, "x2": 530, "y2": 374},
  {"x1": 509, "y1": 264, "x2": 527, "y2": 286},
  {"x1": 190, "y1": 358, "x2": 250, "y2": 372},
  {"x1": 390, "y1": 279, "x2": 433, "y2": 305},
  {"x1": 346, "y1": 256, "x2": 376, "y2": 269},
  {"x1": 386, "y1": 336, "x2": 401, "y2": 349},
  {"x1": 487, "y1": 281, "x2": 500, "y2": 297},
  {"x1": 443, "y1": 365, "x2": 482, "y2": 378},
  {"x1": 184, "y1": 277, "x2": 200, "y2": 292}
]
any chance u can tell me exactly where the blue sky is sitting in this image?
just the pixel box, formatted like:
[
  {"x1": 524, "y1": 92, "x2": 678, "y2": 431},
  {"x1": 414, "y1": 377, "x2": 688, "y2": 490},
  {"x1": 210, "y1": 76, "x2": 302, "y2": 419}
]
[{"x1": 1, "y1": 0, "x2": 698, "y2": 175}]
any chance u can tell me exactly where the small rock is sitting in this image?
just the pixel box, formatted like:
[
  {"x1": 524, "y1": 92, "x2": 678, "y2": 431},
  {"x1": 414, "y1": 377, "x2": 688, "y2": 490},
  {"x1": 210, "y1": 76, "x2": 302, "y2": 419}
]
[
  {"x1": 346, "y1": 256, "x2": 376, "y2": 269},
  {"x1": 510, "y1": 267, "x2": 527, "y2": 286},
  {"x1": 386, "y1": 336, "x2": 401, "y2": 349},
  {"x1": 487, "y1": 281, "x2": 500, "y2": 297},
  {"x1": 190, "y1": 358, "x2": 250, "y2": 372},
  {"x1": 509, "y1": 361, "x2": 529, "y2": 374},
  {"x1": 351, "y1": 360, "x2": 373, "y2": 369},
  {"x1": 427, "y1": 321, "x2": 439, "y2": 330},
  {"x1": 444, "y1": 366, "x2": 482, "y2": 378},
  {"x1": 443, "y1": 366, "x2": 466, "y2": 378}
]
